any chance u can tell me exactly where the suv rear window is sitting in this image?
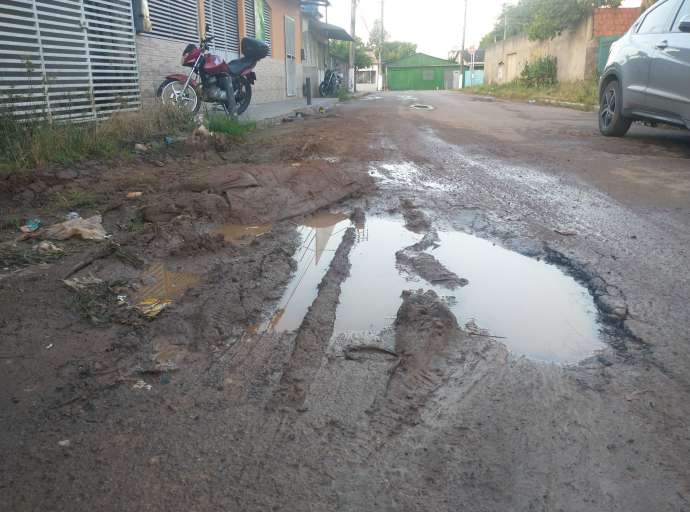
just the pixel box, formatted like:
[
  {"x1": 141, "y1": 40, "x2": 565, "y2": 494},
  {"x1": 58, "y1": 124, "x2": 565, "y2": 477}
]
[{"x1": 638, "y1": 0, "x2": 678, "y2": 33}]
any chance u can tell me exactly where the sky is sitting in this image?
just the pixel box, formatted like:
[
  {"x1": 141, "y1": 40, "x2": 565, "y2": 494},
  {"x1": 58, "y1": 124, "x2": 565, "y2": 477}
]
[{"x1": 324, "y1": 0, "x2": 642, "y2": 60}]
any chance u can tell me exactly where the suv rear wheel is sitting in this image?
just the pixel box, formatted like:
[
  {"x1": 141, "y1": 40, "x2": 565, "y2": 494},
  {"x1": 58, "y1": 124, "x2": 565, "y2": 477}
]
[{"x1": 599, "y1": 79, "x2": 632, "y2": 137}]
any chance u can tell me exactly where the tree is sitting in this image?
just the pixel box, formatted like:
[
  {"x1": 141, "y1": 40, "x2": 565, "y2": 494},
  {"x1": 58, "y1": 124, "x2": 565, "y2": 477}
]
[
  {"x1": 367, "y1": 19, "x2": 389, "y2": 58},
  {"x1": 382, "y1": 41, "x2": 417, "y2": 63},
  {"x1": 480, "y1": 0, "x2": 623, "y2": 45},
  {"x1": 330, "y1": 37, "x2": 373, "y2": 70}
]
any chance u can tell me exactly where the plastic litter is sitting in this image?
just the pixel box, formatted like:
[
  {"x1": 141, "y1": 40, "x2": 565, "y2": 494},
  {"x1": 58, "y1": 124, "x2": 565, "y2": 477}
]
[
  {"x1": 132, "y1": 380, "x2": 152, "y2": 391},
  {"x1": 65, "y1": 212, "x2": 80, "y2": 221},
  {"x1": 58, "y1": 439, "x2": 71, "y2": 447},
  {"x1": 126, "y1": 191, "x2": 143, "y2": 199},
  {"x1": 33, "y1": 241, "x2": 63, "y2": 254},
  {"x1": 42, "y1": 215, "x2": 107, "y2": 241},
  {"x1": 63, "y1": 275, "x2": 103, "y2": 291},
  {"x1": 134, "y1": 143, "x2": 150, "y2": 153},
  {"x1": 164, "y1": 135, "x2": 175, "y2": 145},
  {"x1": 20, "y1": 218, "x2": 42, "y2": 233},
  {"x1": 136, "y1": 297, "x2": 172, "y2": 318}
]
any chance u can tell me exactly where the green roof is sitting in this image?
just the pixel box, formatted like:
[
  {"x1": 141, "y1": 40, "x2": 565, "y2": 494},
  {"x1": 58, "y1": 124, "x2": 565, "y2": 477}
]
[{"x1": 387, "y1": 53, "x2": 455, "y2": 68}]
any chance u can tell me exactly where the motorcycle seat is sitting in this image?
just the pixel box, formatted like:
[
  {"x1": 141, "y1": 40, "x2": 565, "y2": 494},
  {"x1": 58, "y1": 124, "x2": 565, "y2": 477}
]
[{"x1": 229, "y1": 56, "x2": 255, "y2": 75}]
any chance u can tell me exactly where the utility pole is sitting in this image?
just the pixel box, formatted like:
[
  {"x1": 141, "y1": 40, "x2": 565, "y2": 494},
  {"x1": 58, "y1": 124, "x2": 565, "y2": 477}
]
[
  {"x1": 460, "y1": 0, "x2": 467, "y2": 88},
  {"x1": 378, "y1": 0, "x2": 384, "y2": 91},
  {"x1": 349, "y1": 0, "x2": 356, "y2": 92}
]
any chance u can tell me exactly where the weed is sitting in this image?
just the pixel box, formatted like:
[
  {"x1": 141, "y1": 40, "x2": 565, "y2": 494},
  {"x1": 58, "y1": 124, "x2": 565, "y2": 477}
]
[
  {"x1": 205, "y1": 114, "x2": 256, "y2": 137},
  {"x1": 337, "y1": 88, "x2": 353, "y2": 102},
  {"x1": 464, "y1": 79, "x2": 598, "y2": 108},
  {"x1": 0, "y1": 103, "x2": 196, "y2": 172}
]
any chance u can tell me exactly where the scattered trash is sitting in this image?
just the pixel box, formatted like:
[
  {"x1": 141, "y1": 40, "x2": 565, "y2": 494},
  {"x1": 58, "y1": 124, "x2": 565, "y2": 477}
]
[
  {"x1": 528, "y1": 99, "x2": 537, "y2": 104},
  {"x1": 554, "y1": 229, "x2": 577, "y2": 236},
  {"x1": 134, "y1": 143, "x2": 150, "y2": 153},
  {"x1": 291, "y1": 163, "x2": 301, "y2": 167},
  {"x1": 20, "y1": 218, "x2": 42, "y2": 233},
  {"x1": 193, "y1": 125, "x2": 211, "y2": 137},
  {"x1": 33, "y1": 241, "x2": 63, "y2": 254},
  {"x1": 65, "y1": 212, "x2": 80, "y2": 221},
  {"x1": 58, "y1": 439, "x2": 71, "y2": 447},
  {"x1": 116, "y1": 295, "x2": 128, "y2": 305},
  {"x1": 126, "y1": 191, "x2": 143, "y2": 199},
  {"x1": 164, "y1": 135, "x2": 175, "y2": 145},
  {"x1": 135, "y1": 297, "x2": 172, "y2": 318},
  {"x1": 409, "y1": 104, "x2": 434, "y2": 111},
  {"x1": 318, "y1": 106, "x2": 326, "y2": 114},
  {"x1": 45, "y1": 343, "x2": 54, "y2": 350},
  {"x1": 41, "y1": 215, "x2": 107, "y2": 241},
  {"x1": 132, "y1": 380, "x2": 152, "y2": 391},
  {"x1": 63, "y1": 275, "x2": 103, "y2": 291}
]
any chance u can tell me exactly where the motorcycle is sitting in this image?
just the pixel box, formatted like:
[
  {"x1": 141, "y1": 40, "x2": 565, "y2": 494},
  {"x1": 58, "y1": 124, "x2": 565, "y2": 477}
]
[
  {"x1": 157, "y1": 28, "x2": 269, "y2": 116},
  {"x1": 319, "y1": 69, "x2": 342, "y2": 97}
]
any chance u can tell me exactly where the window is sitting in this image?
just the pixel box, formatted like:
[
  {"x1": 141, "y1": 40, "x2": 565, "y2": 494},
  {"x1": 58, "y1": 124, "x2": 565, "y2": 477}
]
[
  {"x1": 148, "y1": 0, "x2": 199, "y2": 42},
  {"x1": 672, "y1": 0, "x2": 690, "y2": 31},
  {"x1": 205, "y1": 0, "x2": 240, "y2": 57},
  {"x1": 422, "y1": 69, "x2": 434, "y2": 80},
  {"x1": 637, "y1": 0, "x2": 679, "y2": 34}
]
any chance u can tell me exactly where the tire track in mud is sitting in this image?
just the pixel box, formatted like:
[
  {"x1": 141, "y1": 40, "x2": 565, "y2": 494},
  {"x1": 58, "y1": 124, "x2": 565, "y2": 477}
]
[{"x1": 271, "y1": 226, "x2": 357, "y2": 409}]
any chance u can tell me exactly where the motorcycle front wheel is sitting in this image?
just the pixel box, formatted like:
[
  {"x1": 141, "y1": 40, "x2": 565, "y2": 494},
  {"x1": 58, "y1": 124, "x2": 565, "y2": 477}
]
[
  {"x1": 319, "y1": 82, "x2": 328, "y2": 97},
  {"x1": 157, "y1": 79, "x2": 200, "y2": 114}
]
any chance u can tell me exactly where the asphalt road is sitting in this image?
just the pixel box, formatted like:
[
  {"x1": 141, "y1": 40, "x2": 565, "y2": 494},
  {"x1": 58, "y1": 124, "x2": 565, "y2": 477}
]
[{"x1": 3, "y1": 91, "x2": 690, "y2": 511}]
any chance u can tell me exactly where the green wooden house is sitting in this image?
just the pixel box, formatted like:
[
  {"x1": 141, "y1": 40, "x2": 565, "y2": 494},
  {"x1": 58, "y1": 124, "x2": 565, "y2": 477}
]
[{"x1": 386, "y1": 53, "x2": 461, "y2": 91}]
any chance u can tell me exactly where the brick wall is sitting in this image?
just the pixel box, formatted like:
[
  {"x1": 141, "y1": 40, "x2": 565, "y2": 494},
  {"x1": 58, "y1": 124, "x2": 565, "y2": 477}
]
[
  {"x1": 593, "y1": 7, "x2": 641, "y2": 37},
  {"x1": 136, "y1": 35, "x2": 189, "y2": 103}
]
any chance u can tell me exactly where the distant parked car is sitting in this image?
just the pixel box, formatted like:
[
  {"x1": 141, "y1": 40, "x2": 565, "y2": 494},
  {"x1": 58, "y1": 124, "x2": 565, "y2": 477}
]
[{"x1": 599, "y1": 0, "x2": 690, "y2": 136}]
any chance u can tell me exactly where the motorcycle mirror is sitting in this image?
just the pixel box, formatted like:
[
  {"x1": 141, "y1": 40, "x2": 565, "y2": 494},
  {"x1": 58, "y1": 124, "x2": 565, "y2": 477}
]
[{"x1": 679, "y1": 16, "x2": 690, "y2": 33}]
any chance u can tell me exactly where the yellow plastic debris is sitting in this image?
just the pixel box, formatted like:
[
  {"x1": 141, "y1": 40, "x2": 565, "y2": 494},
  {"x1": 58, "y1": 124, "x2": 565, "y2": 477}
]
[{"x1": 136, "y1": 297, "x2": 172, "y2": 318}]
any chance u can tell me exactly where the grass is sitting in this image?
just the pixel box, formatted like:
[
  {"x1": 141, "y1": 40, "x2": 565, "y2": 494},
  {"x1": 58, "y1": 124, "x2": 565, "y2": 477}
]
[
  {"x1": 337, "y1": 88, "x2": 354, "y2": 102},
  {"x1": 464, "y1": 80, "x2": 599, "y2": 109},
  {"x1": 205, "y1": 114, "x2": 256, "y2": 137},
  {"x1": 0, "y1": 103, "x2": 196, "y2": 172}
]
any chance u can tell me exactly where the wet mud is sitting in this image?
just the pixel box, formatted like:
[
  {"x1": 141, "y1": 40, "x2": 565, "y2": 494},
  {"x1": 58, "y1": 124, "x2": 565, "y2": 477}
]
[{"x1": 2, "y1": 92, "x2": 690, "y2": 512}]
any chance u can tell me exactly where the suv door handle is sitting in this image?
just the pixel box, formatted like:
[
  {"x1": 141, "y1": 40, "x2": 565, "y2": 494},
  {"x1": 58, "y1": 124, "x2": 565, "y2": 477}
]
[{"x1": 656, "y1": 40, "x2": 669, "y2": 49}]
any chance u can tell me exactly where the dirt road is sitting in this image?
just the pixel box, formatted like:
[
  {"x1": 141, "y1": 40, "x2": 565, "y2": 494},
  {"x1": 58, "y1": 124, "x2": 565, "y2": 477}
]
[{"x1": 2, "y1": 91, "x2": 690, "y2": 511}]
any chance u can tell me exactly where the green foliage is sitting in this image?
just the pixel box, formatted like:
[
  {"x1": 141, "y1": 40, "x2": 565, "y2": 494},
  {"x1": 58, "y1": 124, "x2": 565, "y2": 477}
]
[
  {"x1": 365, "y1": 19, "x2": 417, "y2": 64},
  {"x1": 0, "y1": 103, "x2": 196, "y2": 171},
  {"x1": 337, "y1": 88, "x2": 353, "y2": 101},
  {"x1": 520, "y1": 56, "x2": 558, "y2": 87},
  {"x1": 205, "y1": 114, "x2": 256, "y2": 136},
  {"x1": 480, "y1": 0, "x2": 623, "y2": 45},
  {"x1": 330, "y1": 37, "x2": 372, "y2": 70}
]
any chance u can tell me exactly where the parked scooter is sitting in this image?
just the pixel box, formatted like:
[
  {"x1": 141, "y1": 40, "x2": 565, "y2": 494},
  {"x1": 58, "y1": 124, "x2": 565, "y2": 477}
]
[
  {"x1": 157, "y1": 27, "x2": 269, "y2": 116},
  {"x1": 319, "y1": 69, "x2": 342, "y2": 97}
]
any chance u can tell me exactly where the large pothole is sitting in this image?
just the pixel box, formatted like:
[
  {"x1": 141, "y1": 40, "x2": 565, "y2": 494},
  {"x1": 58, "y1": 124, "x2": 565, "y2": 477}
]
[{"x1": 263, "y1": 212, "x2": 605, "y2": 364}]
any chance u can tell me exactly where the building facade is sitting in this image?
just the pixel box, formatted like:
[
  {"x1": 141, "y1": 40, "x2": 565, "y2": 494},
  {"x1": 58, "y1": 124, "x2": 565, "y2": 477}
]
[
  {"x1": 386, "y1": 53, "x2": 461, "y2": 91},
  {"x1": 0, "y1": 0, "x2": 323, "y2": 122},
  {"x1": 136, "y1": 0, "x2": 304, "y2": 104}
]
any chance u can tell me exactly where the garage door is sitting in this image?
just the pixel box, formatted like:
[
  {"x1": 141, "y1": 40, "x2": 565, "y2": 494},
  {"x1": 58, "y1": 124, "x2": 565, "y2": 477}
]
[{"x1": 0, "y1": 0, "x2": 140, "y2": 121}]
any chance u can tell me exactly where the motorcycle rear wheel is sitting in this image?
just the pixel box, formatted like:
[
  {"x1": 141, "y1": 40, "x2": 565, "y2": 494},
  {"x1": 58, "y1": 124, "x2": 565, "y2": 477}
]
[
  {"x1": 157, "y1": 79, "x2": 200, "y2": 114},
  {"x1": 234, "y1": 77, "x2": 252, "y2": 115}
]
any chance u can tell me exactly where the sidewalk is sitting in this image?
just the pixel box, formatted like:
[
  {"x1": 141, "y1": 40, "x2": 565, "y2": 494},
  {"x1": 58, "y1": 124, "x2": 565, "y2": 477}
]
[{"x1": 238, "y1": 97, "x2": 339, "y2": 123}]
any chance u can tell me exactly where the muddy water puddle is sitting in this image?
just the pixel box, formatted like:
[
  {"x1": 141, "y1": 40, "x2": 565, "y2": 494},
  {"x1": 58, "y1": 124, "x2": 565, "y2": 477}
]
[
  {"x1": 260, "y1": 212, "x2": 351, "y2": 332},
  {"x1": 333, "y1": 217, "x2": 601, "y2": 363},
  {"x1": 260, "y1": 213, "x2": 602, "y2": 363},
  {"x1": 332, "y1": 217, "x2": 602, "y2": 362}
]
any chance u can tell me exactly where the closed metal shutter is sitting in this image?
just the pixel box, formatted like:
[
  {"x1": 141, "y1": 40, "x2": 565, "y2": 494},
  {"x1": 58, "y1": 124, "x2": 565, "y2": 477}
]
[
  {"x1": 243, "y1": 0, "x2": 271, "y2": 54},
  {"x1": 205, "y1": 0, "x2": 239, "y2": 60},
  {"x1": 244, "y1": 0, "x2": 255, "y2": 38},
  {"x1": 263, "y1": 0, "x2": 271, "y2": 55},
  {"x1": 147, "y1": 0, "x2": 198, "y2": 43},
  {"x1": 0, "y1": 0, "x2": 139, "y2": 121}
]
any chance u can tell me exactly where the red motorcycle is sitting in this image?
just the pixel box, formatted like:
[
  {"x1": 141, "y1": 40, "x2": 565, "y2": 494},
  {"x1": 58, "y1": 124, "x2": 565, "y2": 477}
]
[{"x1": 157, "y1": 29, "x2": 269, "y2": 116}]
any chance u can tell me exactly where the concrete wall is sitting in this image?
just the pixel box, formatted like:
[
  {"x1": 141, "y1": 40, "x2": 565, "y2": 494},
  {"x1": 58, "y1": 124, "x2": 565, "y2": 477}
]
[
  {"x1": 484, "y1": 16, "x2": 598, "y2": 84},
  {"x1": 136, "y1": 0, "x2": 304, "y2": 105}
]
